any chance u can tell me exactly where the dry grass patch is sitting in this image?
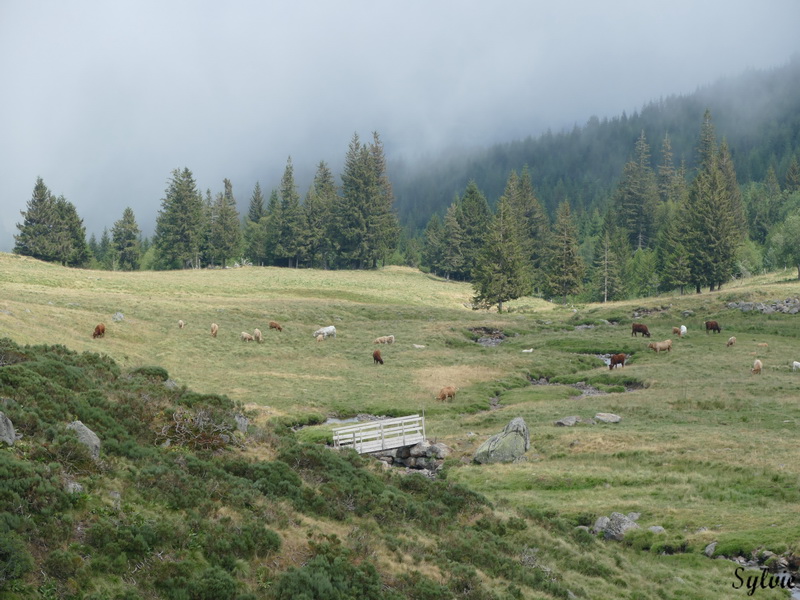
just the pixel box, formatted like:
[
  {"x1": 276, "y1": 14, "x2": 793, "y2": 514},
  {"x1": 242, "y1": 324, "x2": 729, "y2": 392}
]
[{"x1": 414, "y1": 364, "x2": 502, "y2": 396}]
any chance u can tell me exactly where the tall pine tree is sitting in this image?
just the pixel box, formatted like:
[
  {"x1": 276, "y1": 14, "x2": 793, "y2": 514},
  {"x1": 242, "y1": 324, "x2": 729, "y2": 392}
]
[
  {"x1": 153, "y1": 168, "x2": 205, "y2": 270},
  {"x1": 111, "y1": 207, "x2": 141, "y2": 271}
]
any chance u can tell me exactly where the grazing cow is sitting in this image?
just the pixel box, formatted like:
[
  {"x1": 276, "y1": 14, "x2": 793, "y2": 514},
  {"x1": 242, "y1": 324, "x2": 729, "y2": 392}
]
[
  {"x1": 792, "y1": 361, "x2": 800, "y2": 372},
  {"x1": 313, "y1": 325, "x2": 336, "y2": 339},
  {"x1": 315, "y1": 334, "x2": 324, "y2": 342},
  {"x1": 436, "y1": 386, "x2": 457, "y2": 402},
  {"x1": 752, "y1": 359, "x2": 763, "y2": 375},
  {"x1": 647, "y1": 339, "x2": 672, "y2": 353},
  {"x1": 373, "y1": 335, "x2": 395, "y2": 344},
  {"x1": 631, "y1": 323, "x2": 651, "y2": 337},
  {"x1": 253, "y1": 328, "x2": 263, "y2": 343},
  {"x1": 705, "y1": 320, "x2": 721, "y2": 334},
  {"x1": 672, "y1": 327, "x2": 681, "y2": 336},
  {"x1": 756, "y1": 343, "x2": 769, "y2": 351},
  {"x1": 726, "y1": 336, "x2": 737, "y2": 347},
  {"x1": 240, "y1": 332, "x2": 255, "y2": 342},
  {"x1": 373, "y1": 349, "x2": 384, "y2": 365},
  {"x1": 269, "y1": 321, "x2": 283, "y2": 332},
  {"x1": 609, "y1": 353, "x2": 626, "y2": 370},
  {"x1": 178, "y1": 319, "x2": 185, "y2": 329},
  {"x1": 211, "y1": 323, "x2": 219, "y2": 338},
  {"x1": 92, "y1": 323, "x2": 106, "y2": 339},
  {"x1": 680, "y1": 325, "x2": 687, "y2": 337}
]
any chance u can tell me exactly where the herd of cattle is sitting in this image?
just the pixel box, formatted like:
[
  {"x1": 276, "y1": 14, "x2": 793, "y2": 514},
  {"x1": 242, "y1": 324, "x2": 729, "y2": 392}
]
[
  {"x1": 619, "y1": 319, "x2": 776, "y2": 375},
  {"x1": 89, "y1": 319, "x2": 458, "y2": 402},
  {"x1": 89, "y1": 312, "x2": 791, "y2": 406}
]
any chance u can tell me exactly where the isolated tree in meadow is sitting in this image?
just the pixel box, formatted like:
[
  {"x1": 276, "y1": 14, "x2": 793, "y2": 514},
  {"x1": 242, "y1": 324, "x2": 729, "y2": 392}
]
[
  {"x1": 547, "y1": 201, "x2": 585, "y2": 303},
  {"x1": 111, "y1": 207, "x2": 141, "y2": 271},
  {"x1": 472, "y1": 196, "x2": 531, "y2": 312},
  {"x1": 153, "y1": 168, "x2": 205, "y2": 269}
]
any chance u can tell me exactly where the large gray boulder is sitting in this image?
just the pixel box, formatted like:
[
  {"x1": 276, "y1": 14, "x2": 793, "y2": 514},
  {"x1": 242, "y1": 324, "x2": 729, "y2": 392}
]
[
  {"x1": 603, "y1": 512, "x2": 640, "y2": 541},
  {"x1": 67, "y1": 420, "x2": 101, "y2": 460},
  {"x1": 0, "y1": 411, "x2": 16, "y2": 446},
  {"x1": 473, "y1": 417, "x2": 530, "y2": 464}
]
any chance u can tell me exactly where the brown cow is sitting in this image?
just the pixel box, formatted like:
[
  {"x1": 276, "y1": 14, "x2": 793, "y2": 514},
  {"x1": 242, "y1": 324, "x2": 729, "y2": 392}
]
[
  {"x1": 269, "y1": 321, "x2": 283, "y2": 332},
  {"x1": 436, "y1": 386, "x2": 457, "y2": 402},
  {"x1": 609, "y1": 353, "x2": 626, "y2": 370},
  {"x1": 373, "y1": 349, "x2": 384, "y2": 365},
  {"x1": 92, "y1": 323, "x2": 106, "y2": 339},
  {"x1": 631, "y1": 323, "x2": 651, "y2": 337},
  {"x1": 705, "y1": 320, "x2": 721, "y2": 334}
]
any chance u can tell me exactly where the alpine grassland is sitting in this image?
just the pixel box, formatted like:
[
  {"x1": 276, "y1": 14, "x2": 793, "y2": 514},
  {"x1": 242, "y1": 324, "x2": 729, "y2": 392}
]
[{"x1": 1, "y1": 251, "x2": 798, "y2": 599}]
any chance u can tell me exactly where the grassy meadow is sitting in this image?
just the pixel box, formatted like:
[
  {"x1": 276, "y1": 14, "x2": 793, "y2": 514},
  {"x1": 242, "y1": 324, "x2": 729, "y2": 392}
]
[{"x1": 2, "y1": 251, "x2": 800, "y2": 599}]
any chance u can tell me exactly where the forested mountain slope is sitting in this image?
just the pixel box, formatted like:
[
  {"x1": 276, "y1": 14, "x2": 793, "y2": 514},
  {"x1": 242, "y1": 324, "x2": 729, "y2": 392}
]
[{"x1": 392, "y1": 56, "x2": 800, "y2": 230}]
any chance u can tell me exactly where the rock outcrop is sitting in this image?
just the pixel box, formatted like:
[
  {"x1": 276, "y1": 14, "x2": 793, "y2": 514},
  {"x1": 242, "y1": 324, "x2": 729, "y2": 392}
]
[{"x1": 473, "y1": 417, "x2": 530, "y2": 464}]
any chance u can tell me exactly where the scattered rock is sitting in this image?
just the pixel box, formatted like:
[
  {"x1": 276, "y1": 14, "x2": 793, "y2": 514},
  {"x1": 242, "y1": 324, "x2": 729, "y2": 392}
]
[
  {"x1": 234, "y1": 414, "x2": 249, "y2": 433},
  {"x1": 66, "y1": 420, "x2": 101, "y2": 460},
  {"x1": 595, "y1": 413, "x2": 622, "y2": 423},
  {"x1": 704, "y1": 542, "x2": 717, "y2": 557},
  {"x1": 0, "y1": 411, "x2": 16, "y2": 446},
  {"x1": 592, "y1": 516, "x2": 610, "y2": 534},
  {"x1": 727, "y1": 298, "x2": 800, "y2": 314},
  {"x1": 555, "y1": 416, "x2": 581, "y2": 427},
  {"x1": 112, "y1": 312, "x2": 125, "y2": 322},
  {"x1": 649, "y1": 526, "x2": 666, "y2": 534},
  {"x1": 473, "y1": 417, "x2": 530, "y2": 464},
  {"x1": 603, "y1": 512, "x2": 640, "y2": 540}
]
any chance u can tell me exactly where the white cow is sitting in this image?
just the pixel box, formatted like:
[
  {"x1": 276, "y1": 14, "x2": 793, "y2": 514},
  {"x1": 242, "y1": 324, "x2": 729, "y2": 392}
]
[
  {"x1": 680, "y1": 325, "x2": 687, "y2": 337},
  {"x1": 313, "y1": 325, "x2": 337, "y2": 339},
  {"x1": 792, "y1": 361, "x2": 800, "y2": 372}
]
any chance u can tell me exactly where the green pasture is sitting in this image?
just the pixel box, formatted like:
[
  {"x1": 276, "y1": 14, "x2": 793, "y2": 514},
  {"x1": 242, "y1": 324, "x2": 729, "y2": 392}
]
[{"x1": 1, "y1": 252, "x2": 799, "y2": 599}]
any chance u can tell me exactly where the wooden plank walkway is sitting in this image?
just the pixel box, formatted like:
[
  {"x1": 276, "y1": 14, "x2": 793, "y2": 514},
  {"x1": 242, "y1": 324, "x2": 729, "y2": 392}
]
[{"x1": 332, "y1": 414, "x2": 425, "y2": 454}]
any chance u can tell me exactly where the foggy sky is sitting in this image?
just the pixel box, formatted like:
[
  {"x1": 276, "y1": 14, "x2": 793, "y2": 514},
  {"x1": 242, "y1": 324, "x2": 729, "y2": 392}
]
[{"x1": 2, "y1": 0, "x2": 799, "y2": 252}]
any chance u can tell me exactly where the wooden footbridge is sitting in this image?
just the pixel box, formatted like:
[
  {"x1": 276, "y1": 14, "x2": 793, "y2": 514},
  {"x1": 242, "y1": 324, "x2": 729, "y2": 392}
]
[{"x1": 332, "y1": 414, "x2": 425, "y2": 454}]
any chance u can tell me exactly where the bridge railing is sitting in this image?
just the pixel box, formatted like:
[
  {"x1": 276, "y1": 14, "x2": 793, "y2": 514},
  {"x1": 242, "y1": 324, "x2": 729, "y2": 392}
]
[{"x1": 332, "y1": 414, "x2": 425, "y2": 454}]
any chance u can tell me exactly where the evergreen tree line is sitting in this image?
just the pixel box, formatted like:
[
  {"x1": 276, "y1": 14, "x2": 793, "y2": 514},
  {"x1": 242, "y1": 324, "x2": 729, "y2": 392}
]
[
  {"x1": 393, "y1": 57, "x2": 800, "y2": 234},
  {"x1": 422, "y1": 110, "x2": 800, "y2": 309},
  {"x1": 14, "y1": 132, "x2": 399, "y2": 271}
]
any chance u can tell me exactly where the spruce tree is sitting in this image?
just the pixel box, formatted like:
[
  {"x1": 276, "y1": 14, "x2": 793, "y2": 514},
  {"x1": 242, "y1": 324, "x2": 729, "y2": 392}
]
[
  {"x1": 111, "y1": 207, "x2": 141, "y2": 271},
  {"x1": 276, "y1": 158, "x2": 303, "y2": 268},
  {"x1": 209, "y1": 179, "x2": 242, "y2": 268},
  {"x1": 247, "y1": 181, "x2": 266, "y2": 222},
  {"x1": 614, "y1": 130, "x2": 658, "y2": 250},
  {"x1": 263, "y1": 189, "x2": 282, "y2": 266},
  {"x1": 786, "y1": 156, "x2": 800, "y2": 193},
  {"x1": 422, "y1": 213, "x2": 445, "y2": 276},
  {"x1": 456, "y1": 181, "x2": 491, "y2": 279},
  {"x1": 547, "y1": 201, "x2": 585, "y2": 303},
  {"x1": 153, "y1": 168, "x2": 205, "y2": 270},
  {"x1": 472, "y1": 196, "x2": 531, "y2": 312},
  {"x1": 14, "y1": 177, "x2": 59, "y2": 262},
  {"x1": 441, "y1": 201, "x2": 466, "y2": 279},
  {"x1": 304, "y1": 161, "x2": 337, "y2": 268},
  {"x1": 334, "y1": 133, "x2": 371, "y2": 268},
  {"x1": 366, "y1": 132, "x2": 399, "y2": 268},
  {"x1": 52, "y1": 195, "x2": 90, "y2": 267}
]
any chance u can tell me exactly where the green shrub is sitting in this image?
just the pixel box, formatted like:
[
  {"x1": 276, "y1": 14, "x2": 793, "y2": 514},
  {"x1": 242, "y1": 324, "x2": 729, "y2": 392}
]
[
  {"x1": 130, "y1": 366, "x2": 170, "y2": 381},
  {"x1": 0, "y1": 532, "x2": 34, "y2": 588}
]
